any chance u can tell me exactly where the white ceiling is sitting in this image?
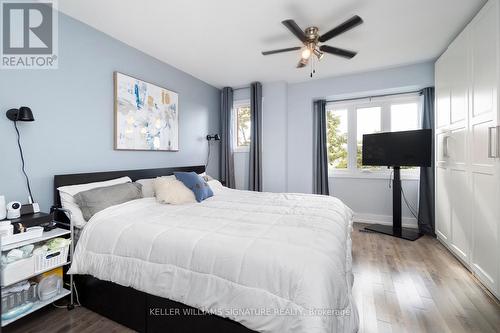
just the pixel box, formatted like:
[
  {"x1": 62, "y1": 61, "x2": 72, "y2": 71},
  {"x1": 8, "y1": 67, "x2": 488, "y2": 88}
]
[{"x1": 58, "y1": 0, "x2": 487, "y2": 88}]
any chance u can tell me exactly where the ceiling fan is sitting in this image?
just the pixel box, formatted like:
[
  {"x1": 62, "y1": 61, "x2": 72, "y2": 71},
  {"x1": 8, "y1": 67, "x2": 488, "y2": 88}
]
[{"x1": 262, "y1": 15, "x2": 363, "y2": 76}]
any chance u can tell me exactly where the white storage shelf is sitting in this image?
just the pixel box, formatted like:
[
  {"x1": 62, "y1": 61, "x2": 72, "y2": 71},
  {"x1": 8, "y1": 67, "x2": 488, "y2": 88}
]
[
  {"x1": 1, "y1": 228, "x2": 70, "y2": 252},
  {"x1": 2, "y1": 258, "x2": 71, "y2": 287},
  {"x1": 1, "y1": 288, "x2": 71, "y2": 327},
  {"x1": 1, "y1": 227, "x2": 73, "y2": 326}
]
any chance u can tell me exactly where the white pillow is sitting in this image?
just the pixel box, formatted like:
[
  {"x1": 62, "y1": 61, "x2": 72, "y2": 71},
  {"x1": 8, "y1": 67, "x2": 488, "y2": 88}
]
[
  {"x1": 198, "y1": 172, "x2": 214, "y2": 182},
  {"x1": 58, "y1": 176, "x2": 131, "y2": 227},
  {"x1": 136, "y1": 178, "x2": 155, "y2": 197},
  {"x1": 207, "y1": 179, "x2": 223, "y2": 190},
  {"x1": 136, "y1": 176, "x2": 175, "y2": 197},
  {"x1": 154, "y1": 177, "x2": 196, "y2": 204}
]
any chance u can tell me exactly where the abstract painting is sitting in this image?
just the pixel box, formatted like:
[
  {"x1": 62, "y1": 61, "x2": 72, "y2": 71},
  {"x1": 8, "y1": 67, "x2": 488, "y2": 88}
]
[{"x1": 114, "y1": 72, "x2": 179, "y2": 151}]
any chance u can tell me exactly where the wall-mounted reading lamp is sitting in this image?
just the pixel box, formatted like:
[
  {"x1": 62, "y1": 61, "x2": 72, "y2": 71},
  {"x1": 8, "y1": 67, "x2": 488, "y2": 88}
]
[{"x1": 6, "y1": 107, "x2": 36, "y2": 204}]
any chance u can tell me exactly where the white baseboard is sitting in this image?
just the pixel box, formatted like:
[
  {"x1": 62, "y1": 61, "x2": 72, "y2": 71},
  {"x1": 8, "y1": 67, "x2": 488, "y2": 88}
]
[{"x1": 353, "y1": 213, "x2": 418, "y2": 229}]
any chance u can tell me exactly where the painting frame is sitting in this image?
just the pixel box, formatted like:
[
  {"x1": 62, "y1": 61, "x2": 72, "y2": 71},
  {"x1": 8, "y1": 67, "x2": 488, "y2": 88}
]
[{"x1": 114, "y1": 71, "x2": 179, "y2": 151}]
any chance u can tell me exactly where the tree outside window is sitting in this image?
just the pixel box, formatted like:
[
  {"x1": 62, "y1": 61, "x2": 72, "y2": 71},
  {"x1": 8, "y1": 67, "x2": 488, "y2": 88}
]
[
  {"x1": 326, "y1": 109, "x2": 348, "y2": 169},
  {"x1": 236, "y1": 105, "x2": 251, "y2": 147}
]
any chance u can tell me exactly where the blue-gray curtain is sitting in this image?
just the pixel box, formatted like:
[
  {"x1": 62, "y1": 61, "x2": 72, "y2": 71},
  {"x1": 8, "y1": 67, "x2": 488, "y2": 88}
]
[
  {"x1": 418, "y1": 87, "x2": 435, "y2": 236},
  {"x1": 313, "y1": 100, "x2": 330, "y2": 195},
  {"x1": 221, "y1": 87, "x2": 235, "y2": 188},
  {"x1": 249, "y1": 82, "x2": 263, "y2": 191}
]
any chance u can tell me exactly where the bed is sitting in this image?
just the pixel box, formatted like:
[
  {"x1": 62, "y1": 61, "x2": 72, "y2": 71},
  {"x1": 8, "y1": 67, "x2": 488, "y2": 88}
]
[{"x1": 54, "y1": 166, "x2": 358, "y2": 333}]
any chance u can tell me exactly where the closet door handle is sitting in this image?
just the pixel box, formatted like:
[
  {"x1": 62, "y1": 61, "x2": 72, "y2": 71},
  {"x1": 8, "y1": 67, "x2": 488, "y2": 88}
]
[
  {"x1": 488, "y1": 126, "x2": 500, "y2": 158},
  {"x1": 443, "y1": 135, "x2": 450, "y2": 158}
]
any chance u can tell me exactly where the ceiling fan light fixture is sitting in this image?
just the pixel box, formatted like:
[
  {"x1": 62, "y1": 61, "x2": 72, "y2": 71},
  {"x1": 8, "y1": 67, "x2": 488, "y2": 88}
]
[
  {"x1": 262, "y1": 15, "x2": 363, "y2": 76},
  {"x1": 313, "y1": 49, "x2": 324, "y2": 60},
  {"x1": 301, "y1": 47, "x2": 312, "y2": 60},
  {"x1": 297, "y1": 58, "x2": 308, "y2": 68}
]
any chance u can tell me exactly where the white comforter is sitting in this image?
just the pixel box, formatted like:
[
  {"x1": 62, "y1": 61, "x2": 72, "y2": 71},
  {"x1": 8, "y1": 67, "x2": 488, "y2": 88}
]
[{"x1": 69, "y1": 182, "x2": 358, "y2": 333}]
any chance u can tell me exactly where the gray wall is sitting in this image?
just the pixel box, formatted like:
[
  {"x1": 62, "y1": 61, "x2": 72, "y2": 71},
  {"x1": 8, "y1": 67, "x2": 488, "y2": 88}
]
[
  {"x1": 262, "y1": 82, "x2": 288, "y2": 193},
  {"x1": 0, "y1": 13, "x2": 220, "y2": 211},
  {"x1": 232, "y1": 62, "x2": 434, "y2": 226}
]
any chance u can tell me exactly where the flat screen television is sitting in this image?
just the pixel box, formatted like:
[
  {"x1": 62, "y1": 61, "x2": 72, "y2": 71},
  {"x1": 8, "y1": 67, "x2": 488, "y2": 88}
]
[{"x1": 362, "y1": 129, "x2": 432, "y2": 167}]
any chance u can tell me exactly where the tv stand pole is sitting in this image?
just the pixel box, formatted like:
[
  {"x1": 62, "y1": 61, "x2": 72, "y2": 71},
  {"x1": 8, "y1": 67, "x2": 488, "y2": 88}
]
[{"x1": 364, "y1": 166, "x2": 422, "y2": 241}]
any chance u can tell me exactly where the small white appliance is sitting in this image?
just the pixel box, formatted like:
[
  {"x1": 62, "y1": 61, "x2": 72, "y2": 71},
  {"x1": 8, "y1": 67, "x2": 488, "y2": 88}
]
[
  {"x1": 0, "y1": 195, "x2": 6, "y2": 220},
  {"x1": 6, "y1": 201, "x2": 21, "y2": 219}
]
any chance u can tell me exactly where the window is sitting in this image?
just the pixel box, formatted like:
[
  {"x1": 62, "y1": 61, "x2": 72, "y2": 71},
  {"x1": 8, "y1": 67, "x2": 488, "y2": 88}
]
[
  {"x1": 326, "y1": 93, "x2": 421, "y2": 177},
  {"x1": 356, "y1": 106, "x2": 381, "y2": 168},
  {"x1": 391, "y1": 103, "x2": 419, "y2": 132},
  {"x1": 233, "y1": 101, "x2": 251, "y2": 151}
]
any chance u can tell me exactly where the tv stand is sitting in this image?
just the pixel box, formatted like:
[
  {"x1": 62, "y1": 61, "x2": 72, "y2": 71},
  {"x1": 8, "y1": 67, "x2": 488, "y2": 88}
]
[{"x1": 364, "y1": 166, "x2": 422, "y2": 241}]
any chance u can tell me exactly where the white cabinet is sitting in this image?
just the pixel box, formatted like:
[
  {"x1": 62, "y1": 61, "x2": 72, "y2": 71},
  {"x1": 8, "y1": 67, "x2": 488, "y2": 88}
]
[
  {"x1": 469, "y1": 0, "x2": 500, "y2": 295},
  {"x1": 435, "y1": 0, "x2": 500, "y2": 299}
]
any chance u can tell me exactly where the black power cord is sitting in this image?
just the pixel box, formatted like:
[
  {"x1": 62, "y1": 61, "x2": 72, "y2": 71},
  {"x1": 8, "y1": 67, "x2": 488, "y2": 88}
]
[
  {"x1": 401, "y1": 185, "x2": 418, "y2": 218},
  {"x1": 387, "y1": 170, "x2": 423, "y2": 225},
  {"x1": 14, "y1": 121, "x2": 35, "y2": 203},
  {"x1": 206, "y1": 140, "x2": 212, "y2": 169}
]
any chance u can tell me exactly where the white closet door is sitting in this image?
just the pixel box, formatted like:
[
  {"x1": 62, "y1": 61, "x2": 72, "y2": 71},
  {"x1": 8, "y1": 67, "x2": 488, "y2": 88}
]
[
  {"x1": 448, "y1": 31, "x2": 471, "y2": 263},
  {"x1": 435, "y1": 55, "x2": 451, "y2": 130},
  {"x1": 435, "y1": 42, "x2": 451, "y2": 245},
  {"x1": 435, "y1": 28, "x2": 470, "y2": 252},
  {"x1": 435, "y1": 167, "x2": 451, "y2": 242},
  {"x1": 469, "y1": 0, "x2": 499, "y2": 295},
  {"x1": 448, "y1": 31, "x2": 469, "y2": 126},
  {"x1": 449, "y1": 169, "x2": 471, "y2": 262}
]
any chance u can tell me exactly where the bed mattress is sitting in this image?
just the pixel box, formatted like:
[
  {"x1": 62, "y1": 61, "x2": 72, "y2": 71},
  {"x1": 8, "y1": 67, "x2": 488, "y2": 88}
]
[{"x1": 69, "y1": 182, "x2": 358, "y2": 333}]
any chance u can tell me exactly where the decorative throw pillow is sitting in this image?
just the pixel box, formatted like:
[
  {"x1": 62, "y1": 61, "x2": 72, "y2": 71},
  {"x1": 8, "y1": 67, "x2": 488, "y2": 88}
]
[
  {"x1": 154, "y1": 177, "x2": 196, "y2": 204},
  {"x1": 74, "y1": 182, "x2": 143, "y2": 221},
  {"x1": 58, "y1": 176, "x2": 132, "y2": 227},
  {"x1": 136, "y1": 178, "x2": 155, "y2": 197},
  {"x1": 174, "y1": 172, "x2": 214, "y2": 202},
  {"x1": 137, "y1": 176, "x2": 175, "y2": 198}
]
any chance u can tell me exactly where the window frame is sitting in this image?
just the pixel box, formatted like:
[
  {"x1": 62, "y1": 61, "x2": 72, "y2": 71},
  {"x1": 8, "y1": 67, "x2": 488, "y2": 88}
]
[
  {"x1": 232, "y1": 99, "x2": 251, "y2": 153},
  {"x1": 326, "y1": 93, "x2": 421, "y2": 180}
]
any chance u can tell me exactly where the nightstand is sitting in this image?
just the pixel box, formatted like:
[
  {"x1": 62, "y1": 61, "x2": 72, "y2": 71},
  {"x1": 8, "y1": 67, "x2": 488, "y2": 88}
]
[
  {"x1": 10, "y1": 212, "x2": 52, "y2": 232},
  {"x1": 8, "y1": 212, "x2": 52, "y2": 229},
  {"x1": 1, "y1": 211, "x2": 74, "y2": 327}
]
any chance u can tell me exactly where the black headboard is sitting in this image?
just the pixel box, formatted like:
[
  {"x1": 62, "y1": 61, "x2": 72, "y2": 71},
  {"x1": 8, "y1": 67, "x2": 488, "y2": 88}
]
[{"x1": 53, "y1": 165, "x2": 205, "y2": 208}]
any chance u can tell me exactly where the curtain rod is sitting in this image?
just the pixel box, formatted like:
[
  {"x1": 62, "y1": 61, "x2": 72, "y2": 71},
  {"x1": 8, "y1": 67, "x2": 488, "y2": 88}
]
[{"x1": 325, "y1": 89, "x2": 423, "y2": 104}]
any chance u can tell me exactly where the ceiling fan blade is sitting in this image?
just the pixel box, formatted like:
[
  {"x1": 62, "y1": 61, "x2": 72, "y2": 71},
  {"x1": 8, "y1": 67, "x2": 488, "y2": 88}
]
[
  {"x1": 318, "y1": 15, "x2": 363, "y2": 43},
  {"x1": 282, "y1": 19, "x2": 306, "y2": 43},
  {"x1": 261, "y1": 47, "x2": 301, "y2": 55},
  {"x1": 296, "y1": 58, "x2": 308, "y2": 68},
  {"x1": 319, "y1": 45, "x2": 357, "y2": 58}
]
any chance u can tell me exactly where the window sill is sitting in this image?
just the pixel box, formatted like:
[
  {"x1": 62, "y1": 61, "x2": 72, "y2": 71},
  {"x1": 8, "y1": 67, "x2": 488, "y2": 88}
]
[{"x1": 328, "y1": 170, "x2": 420, "y2": 181}]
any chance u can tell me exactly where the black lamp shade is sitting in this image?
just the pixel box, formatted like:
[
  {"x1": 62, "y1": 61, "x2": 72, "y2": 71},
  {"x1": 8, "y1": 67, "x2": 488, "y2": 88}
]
[{"x1": 6, "y1": 106, "x2": 34, "y2": 121}]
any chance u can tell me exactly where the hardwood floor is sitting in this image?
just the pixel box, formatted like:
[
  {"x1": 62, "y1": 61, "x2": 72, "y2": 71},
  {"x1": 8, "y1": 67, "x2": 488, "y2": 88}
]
[
  {"x1": 4, "y1": 223, "x2": 500, "y2": 333},
  {"x1": 352, "y1": 223, "x2": 500, "y2": 333}
]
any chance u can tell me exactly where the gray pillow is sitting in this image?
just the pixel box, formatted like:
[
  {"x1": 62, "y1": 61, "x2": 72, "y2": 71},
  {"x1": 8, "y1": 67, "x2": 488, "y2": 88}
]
[{"x1": 74, "y1": 182, "x2": 143, "y2": 221}]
